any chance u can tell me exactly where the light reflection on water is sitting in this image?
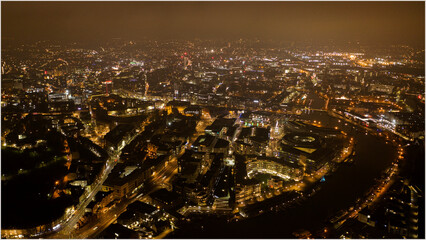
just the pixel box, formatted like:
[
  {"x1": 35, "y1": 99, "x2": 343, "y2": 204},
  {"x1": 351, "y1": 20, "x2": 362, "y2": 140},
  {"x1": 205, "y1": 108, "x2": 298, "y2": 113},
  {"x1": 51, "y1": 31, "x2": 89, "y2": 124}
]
[{"x1": 172, "y1": 111, "x2": 397, "y2": 238}]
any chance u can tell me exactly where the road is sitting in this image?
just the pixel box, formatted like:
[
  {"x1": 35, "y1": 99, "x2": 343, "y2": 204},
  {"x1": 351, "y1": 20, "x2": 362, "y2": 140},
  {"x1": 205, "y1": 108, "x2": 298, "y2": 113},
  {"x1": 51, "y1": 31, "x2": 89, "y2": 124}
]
[
  {"x1": 73, "y1": 117, "x2": 213, "y2": 239},
  {"x1": 46, "y1": 153, "x2": 119, "y2": 238},
  {"x1": 46, "y1": 130, "x2": 142, "y2": 239},
  {"x1": 72, "y1": 158, "x2": 179, "y2": 239},
  {"x1": 154, "y1": 228, "x2": 174, "y2": 239},
  {"x1": 45, "y1": 114, "x2": 233, "y2": 239}
]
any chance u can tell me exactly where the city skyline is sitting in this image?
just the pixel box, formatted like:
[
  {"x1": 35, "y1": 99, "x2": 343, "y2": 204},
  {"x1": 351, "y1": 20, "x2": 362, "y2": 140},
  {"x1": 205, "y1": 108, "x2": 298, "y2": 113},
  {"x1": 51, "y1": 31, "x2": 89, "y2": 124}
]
[{"x1": 1, "y1": 1, "x2": 424, "y2": 239}]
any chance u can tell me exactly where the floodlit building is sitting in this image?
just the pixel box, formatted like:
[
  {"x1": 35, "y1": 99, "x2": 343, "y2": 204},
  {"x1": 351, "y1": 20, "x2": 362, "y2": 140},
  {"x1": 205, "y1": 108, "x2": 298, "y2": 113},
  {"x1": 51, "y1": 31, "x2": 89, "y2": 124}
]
[{"x1": 246, "y1": 155, "x2": 303, "y2": 181}]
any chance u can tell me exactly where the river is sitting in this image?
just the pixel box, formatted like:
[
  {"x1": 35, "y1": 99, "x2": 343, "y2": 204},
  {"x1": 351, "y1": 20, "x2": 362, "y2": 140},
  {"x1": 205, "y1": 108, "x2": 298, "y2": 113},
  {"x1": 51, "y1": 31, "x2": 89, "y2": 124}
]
[{"x1": 171, "y1": 110, "x2": 398, "y2": 238}]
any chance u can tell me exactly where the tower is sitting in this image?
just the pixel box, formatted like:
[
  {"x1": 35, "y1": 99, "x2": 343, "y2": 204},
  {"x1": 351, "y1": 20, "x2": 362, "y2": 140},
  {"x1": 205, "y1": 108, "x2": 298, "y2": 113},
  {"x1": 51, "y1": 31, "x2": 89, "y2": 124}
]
[
  {"x1": 144, "y1": 74, "x2": 149, "y2": 96},
  {"x1": 104, "y1": 80, "x2": 112, "y2": 95},
  {"x1": 183, "y1": 57, "x2": 192, "y2": 70},
  {"x1": 174, "y1": 83, "x2": 179, "y2": 99}
]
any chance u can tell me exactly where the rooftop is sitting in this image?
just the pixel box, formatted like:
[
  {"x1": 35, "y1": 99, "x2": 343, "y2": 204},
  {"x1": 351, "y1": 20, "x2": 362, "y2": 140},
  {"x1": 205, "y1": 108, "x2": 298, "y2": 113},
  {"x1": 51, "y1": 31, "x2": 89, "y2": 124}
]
[
  {"x1": 192, "y1": 134, "x2": 216, "y2": 148},
  {"x1": 104, "y1": 124, "x2": 135, "y2": 145}
]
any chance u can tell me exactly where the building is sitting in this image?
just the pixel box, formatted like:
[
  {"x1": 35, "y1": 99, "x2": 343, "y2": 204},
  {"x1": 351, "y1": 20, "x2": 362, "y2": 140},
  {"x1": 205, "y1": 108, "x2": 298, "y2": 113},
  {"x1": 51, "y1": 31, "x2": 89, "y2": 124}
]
[
  {"x1": 183, "y1": 105, "x2": 203, "y2": 117},
  {"x1": 191, "y1": 134, "x2": 217, "y2": 153},
  {"x1": 117, "y1": 201, "x2": 160, "y2": 229},
  {"x1": 204, "y1": 118, "x2": 236, "y2": 137},
  {"x1": 234, "y1": 127, "x2": 270, "y2": 156},
  {"x1": 246, "y1": 155, "x2": 303, "y2": 181},
  {"x1": 150, "y1": 188, "x2": 183, "y2": 210},
  {"x1": 212, "y1": 138, "x2": 230, "y2": 155},
  {"x1": 104, "y1": 124, "x2": 136, "y2": 152},
  {"x1": 91, "y1": 191, "x2": 115, "y2": 214},
  {"x1": 177, "y1": 150, "x2": 209, "y2": 183},
  {"x1": 103, "y1": 155, "x2": 170, "y2": 200},
  {"x1": 165, "y1": 100, "x2": 191, "y2": 114},
  {"x1": 284, "y1": 121, "x2": 342, "y2": 139},
  {"x1": 280, "y1": 131, "x2": 341, "y2": 175}
]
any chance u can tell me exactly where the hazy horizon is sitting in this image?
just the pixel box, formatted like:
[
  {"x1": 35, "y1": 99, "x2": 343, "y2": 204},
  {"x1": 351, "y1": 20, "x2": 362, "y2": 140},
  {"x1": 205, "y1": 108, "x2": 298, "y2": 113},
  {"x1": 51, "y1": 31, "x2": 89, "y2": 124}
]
[{"x1": 2, "y1": 1, "x2": 425, "y2": 47}]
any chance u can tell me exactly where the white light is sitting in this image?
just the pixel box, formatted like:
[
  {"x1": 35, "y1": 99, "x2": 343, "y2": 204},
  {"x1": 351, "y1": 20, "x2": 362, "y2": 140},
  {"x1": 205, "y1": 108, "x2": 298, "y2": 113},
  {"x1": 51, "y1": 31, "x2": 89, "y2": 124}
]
[{"x1": 53, "y1": 224, "x2": 61, "y2": 230}]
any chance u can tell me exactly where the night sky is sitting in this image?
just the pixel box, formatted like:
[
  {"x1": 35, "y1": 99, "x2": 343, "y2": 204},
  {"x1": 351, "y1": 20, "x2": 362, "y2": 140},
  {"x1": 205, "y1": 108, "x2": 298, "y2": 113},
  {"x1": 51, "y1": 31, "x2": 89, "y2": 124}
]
[{"x1": 2, "y1": 1, "x2": 425, "y2": 46}]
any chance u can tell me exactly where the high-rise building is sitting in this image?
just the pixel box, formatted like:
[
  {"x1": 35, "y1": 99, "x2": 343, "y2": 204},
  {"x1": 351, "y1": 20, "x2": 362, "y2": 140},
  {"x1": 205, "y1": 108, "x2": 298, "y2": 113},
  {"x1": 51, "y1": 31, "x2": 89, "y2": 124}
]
[{"x1": 183, "y1": 57, "x2": 192, "y2": 70}]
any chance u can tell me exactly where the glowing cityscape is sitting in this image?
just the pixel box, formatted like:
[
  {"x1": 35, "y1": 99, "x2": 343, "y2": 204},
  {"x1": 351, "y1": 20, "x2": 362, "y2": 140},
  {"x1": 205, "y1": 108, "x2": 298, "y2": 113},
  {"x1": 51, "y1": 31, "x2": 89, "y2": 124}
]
[{"x1": 1, "y1": 1, "x2": 424, "y2": 239}]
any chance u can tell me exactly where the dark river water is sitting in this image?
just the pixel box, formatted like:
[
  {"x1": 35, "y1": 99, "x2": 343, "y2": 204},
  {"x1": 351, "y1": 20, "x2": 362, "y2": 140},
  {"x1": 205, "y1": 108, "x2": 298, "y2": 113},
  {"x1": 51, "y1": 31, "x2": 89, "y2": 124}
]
[{"x1": 172, "y1": 110, "x2": 398, "y2": 238}]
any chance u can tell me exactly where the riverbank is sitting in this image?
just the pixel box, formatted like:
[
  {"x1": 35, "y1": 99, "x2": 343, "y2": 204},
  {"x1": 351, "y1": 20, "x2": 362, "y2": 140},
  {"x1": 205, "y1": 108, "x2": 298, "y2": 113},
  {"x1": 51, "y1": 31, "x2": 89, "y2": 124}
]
[{"x1": 171, "y1": 111, "x2": 398, "y2": 238}]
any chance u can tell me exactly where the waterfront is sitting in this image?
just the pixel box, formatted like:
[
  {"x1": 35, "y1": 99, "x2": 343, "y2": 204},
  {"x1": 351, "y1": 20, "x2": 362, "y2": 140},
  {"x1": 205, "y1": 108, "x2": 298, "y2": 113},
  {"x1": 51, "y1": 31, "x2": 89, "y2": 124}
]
[
  {"x1": 171, "y1": 111, "x2": 398, "y2": 238},
  {"x1": 2, "y1": 3, "x2": 424, "y2": 237}
]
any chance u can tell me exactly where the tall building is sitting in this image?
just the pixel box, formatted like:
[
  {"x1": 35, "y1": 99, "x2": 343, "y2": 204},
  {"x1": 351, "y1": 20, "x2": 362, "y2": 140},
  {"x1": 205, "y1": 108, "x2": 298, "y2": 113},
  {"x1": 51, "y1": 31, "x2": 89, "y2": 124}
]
[{"x1": 183, "y1": 57, "x2": 192, "y2": 70}]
